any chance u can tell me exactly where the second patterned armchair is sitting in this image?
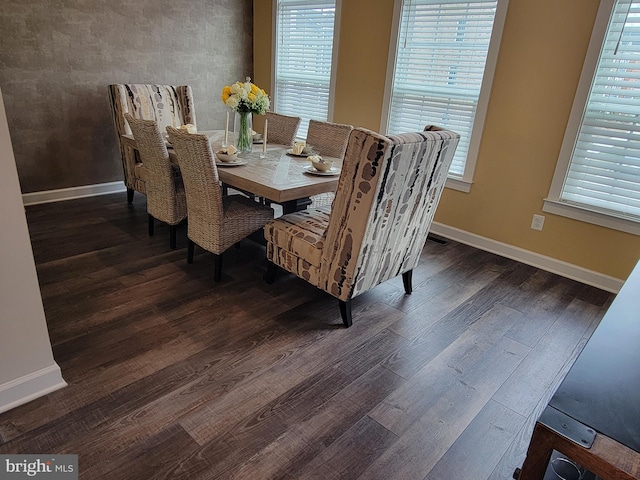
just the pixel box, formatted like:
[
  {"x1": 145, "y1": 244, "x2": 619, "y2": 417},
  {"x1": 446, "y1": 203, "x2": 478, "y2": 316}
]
[
  {"x1": 109, "y1": 84, "x2": 197, "y2": 202},
  {"x1": 264, "y1": 126, "x2": 460, "y2": 327}
]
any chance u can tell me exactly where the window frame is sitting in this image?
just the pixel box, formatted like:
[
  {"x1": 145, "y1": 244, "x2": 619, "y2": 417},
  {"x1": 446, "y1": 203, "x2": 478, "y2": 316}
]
[
  {"x1": 271, "y1": 0, "x2": 342, "y2": 139},
  {"x1": 381, "y1": 0, "x2": 509, "y2": 193},
  {"x1": 544, "y1": 0, "x2": 640, "y2": 236}
]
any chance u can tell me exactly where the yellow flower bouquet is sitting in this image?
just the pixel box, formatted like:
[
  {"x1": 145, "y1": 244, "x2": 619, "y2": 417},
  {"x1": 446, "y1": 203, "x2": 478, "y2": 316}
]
[
  {"x1": 221, "y1": 77, "x2": 270, "y2": 153},
  {"x1": 221, "y1": 77, "x2": 270, "y2": 115}
]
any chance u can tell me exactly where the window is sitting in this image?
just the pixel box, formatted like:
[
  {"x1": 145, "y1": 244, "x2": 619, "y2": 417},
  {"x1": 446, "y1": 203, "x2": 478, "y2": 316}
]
[
  {"x1": 545, "y1": 0, "x2": 640, "y2": 235},
  {"x1": 383, "y1": 0, "x2": 508, "y2": 192},
  {"x1": 273, "y1": 0, "x2": 339, "y2": 138}
]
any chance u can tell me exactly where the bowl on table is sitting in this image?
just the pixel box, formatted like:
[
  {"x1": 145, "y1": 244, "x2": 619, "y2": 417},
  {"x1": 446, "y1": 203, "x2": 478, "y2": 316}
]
[
  {"x1": 308, "y1": 154, "x2": 333, "y2": 172},
  {"x1": 216, "y1": 145, "x2": 238, "y2": 163},
  {"x1": 302, "y1": 144, "x2": 314, "y2": 155}
]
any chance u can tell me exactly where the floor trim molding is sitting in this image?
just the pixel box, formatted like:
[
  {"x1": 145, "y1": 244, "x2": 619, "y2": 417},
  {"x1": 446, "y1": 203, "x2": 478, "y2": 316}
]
[
  {"x1": 22, "y1": 181, "x2": 126, "y2": 206},
  {"x1": 0, "y1": 364, "x2": 67, "y2": 414},
  {"x1": 430, "y1": 222, "x2": 624, "y2": 293},
  {"x1": 20, "y1": 183, "x2": 623, "y2": 293}
]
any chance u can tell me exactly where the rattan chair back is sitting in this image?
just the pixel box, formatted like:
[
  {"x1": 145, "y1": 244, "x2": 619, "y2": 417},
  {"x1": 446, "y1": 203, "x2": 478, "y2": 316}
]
[
  {"x1": 265, "y1": 112, "x2": 301, "y2": 146},
  {"x1": 165, "y1": 127, "x2": 224, "y2": 244},
  {"x1": 167, "y1": 126, "x2": 274, "y2": 272},
  {"x1": 306, "y1": 120, "x2": 353, "y2": 158},
  {"x1": 124, "y1": 114, "x2": 186, "y2": 226}
]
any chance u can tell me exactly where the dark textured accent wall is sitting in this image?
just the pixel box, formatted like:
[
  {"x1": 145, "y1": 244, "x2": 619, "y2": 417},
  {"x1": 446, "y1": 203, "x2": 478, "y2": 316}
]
[{"x1": 0, "y1": 0, "x2": 253, "y2": 193}]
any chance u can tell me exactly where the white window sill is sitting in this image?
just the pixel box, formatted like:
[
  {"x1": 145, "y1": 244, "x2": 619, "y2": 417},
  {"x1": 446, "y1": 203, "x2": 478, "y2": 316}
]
[
  {"x1": 543, "y1": 199, "x2": 640, "y2": 236},
  {"x1": 445, "y1": 177, "x2": 472, "y2": 193}
]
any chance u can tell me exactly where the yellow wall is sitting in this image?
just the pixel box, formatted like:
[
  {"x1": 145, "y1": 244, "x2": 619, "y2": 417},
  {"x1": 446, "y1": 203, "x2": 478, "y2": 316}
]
[{"x1": 254, "y1": 0, "x2": 640, "y2": 281}]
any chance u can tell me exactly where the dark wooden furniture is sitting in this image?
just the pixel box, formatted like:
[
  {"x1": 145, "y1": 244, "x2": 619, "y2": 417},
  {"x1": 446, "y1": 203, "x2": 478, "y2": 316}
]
[{"x1": 516, "y1": 260, "x2": 640, "y2": 479}]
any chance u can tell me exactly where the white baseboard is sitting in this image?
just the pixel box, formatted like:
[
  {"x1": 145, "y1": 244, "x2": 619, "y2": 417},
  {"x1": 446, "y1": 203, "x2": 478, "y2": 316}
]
[
  {"x1": 19, "y1": 183, "x2": 623, "y2": 293},
  {"x1": 430, "y1": 222, "x2": 624, "y2": 293},
  {"x1": 0, "y1": 364, "x2": 67, "y2": 414},
  {"x1": 22, "y1": 181, "x2": 127, "y2": 206}
]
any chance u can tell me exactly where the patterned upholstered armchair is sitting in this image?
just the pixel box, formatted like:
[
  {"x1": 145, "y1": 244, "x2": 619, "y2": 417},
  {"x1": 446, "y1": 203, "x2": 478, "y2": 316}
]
[
  {"x1": 108, "y1": 84, "x2": 197, "y2": 203},
  {"x1": 264, "y1": 126, "x2": 460, "y2": 327}
]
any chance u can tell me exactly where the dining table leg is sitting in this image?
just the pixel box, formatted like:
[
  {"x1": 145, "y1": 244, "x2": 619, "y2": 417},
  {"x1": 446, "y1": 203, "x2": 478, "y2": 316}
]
[{"x1": 281, "y1": 198, "x2": 312, "y2": 215}]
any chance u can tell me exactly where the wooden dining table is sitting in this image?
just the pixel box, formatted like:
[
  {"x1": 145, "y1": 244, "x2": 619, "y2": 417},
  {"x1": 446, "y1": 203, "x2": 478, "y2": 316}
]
[{"x1": 121, "y1": 130, "x2": 341, "y2": 214}]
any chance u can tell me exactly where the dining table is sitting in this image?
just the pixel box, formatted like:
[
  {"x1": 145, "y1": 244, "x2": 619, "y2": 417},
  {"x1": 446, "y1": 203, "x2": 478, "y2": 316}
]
[{"x1": 121, "y1": 130, "x2": 341, "y2": 214}]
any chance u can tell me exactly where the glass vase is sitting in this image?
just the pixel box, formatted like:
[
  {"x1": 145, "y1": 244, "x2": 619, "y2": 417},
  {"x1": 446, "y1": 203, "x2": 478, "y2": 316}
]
[{"x1": 234, "y1": 111, "x2": 253, "y2": 154}]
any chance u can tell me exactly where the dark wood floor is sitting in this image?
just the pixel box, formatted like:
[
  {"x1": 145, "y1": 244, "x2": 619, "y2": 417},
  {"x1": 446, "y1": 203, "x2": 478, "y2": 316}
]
[{"x1": 0, "y1": 193, "x2": 613, "y2": 479}]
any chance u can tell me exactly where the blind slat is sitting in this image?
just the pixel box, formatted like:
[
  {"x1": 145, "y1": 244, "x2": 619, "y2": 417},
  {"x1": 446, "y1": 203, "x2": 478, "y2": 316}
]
[
  {"x1": 275, "y1": 0, "x2": 336, "y2": 138},
  {"x1": 387, "y1": 0, "x2": 499, "y2": 177},
  {"x1": 561, "y1": 0, "x2": 640, "y2": 220}
]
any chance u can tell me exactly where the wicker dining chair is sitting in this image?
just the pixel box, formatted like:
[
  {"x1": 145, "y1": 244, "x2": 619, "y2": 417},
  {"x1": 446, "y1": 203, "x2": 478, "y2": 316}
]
[
  {"x1": 306, "y1": 119, "x2": 353, "y2": 158},
  {"x1": 265, "y1": 112, "x2": 301, "y2": 146},
  {"x1": 166, "y1": 126, "x2": 274, "y2": 282},
  {"x1": 124, "y1": 114, "x2": 187, "y2": 249},
  {"x1": 306, "y1": 120, "x2": 354, "y2": 209}
]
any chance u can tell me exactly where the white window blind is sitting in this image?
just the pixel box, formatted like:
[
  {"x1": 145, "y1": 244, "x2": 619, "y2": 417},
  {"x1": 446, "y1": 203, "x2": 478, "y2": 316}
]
[
  {"x1": 560, "y1": 0, "x2": 640, "y2": 220},
  {"x1": 387, "y1": 0, "x2": 499, "y2": 178},
  {"x1": 275, "y1": 0, "x2": 336, "y2": 138}
]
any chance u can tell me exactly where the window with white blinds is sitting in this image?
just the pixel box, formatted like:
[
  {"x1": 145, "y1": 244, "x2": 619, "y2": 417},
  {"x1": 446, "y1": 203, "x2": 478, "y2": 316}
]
[
  {"x1": 274, "y1": 0, "x2": 337, "y2": 139},
  {"x1": 560, "y1": 0, "x2": 640, "y2": 220},
  {"x1": 545, "y1": 0, "x2": 640, "y2": 234},
  {"x1": 385, "y1": 0, "x2": 504, "y2": 183}
]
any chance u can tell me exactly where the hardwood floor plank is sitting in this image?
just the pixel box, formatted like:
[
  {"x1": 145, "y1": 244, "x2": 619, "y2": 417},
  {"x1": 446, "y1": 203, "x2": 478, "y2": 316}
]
[
  {"x1": 84, "y1": 424, "x2": 199, "y2": 479},
  {"x1": 381, "y1": 245, "x2": 503, "y2": 315},
  {"x1": 178, "y1": 303, "x2": 405, "y2": 446},
  {"x1": 492, "y1": 298, "x2": 606, "y2": 416},
  {"x1": 358, "y1": 336, "x2": 530, "y2": 480},
  {"x1": 227, "y1": 365, "x2": 405, "y2": 480},
  {"x1": 425, "y1": 400, "x2": 525, "y2": 480},
  {"x1": 170, "y1": 328, "x2": 409, "y2": 478},
  {"x1": 386, "y1": 250, "x2": 505, "y2": 340},
  {"x1": 0, "y1": 292, "x2": 294, "y2": 442},
  {"x1": 189, "y1": 323, "x2": 407, "y2": 447},
  {"x1": 381, "y1": 262, "x2": 535, "y2": 380},
  {"x1": 0, "y1": 194, "x2": 613, "y2": 480},
  {"x1": 487, "y1": 300, "x2": 608, "y2": 480},
  {"x1": 499, "y1": 270, "x2": 578, "y2": 347},
  {"x1": 369, "y1": 303, "x2": 525, "y2": 436},
  {"x1": 294, "y1": 416, "x2": 398, "y2": 480}
]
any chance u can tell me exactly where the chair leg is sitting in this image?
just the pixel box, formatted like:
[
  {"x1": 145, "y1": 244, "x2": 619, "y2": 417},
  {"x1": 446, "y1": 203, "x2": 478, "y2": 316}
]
[
  {"x1": 264, "y1": 262, "x2": 278, "y2": 284},
  {"x1": 127, "y1": 188, "x2": 134, "y2": 203},
  {"x1": 187, "y1": 239, "x2": 195, "y2": 264},
  {"x1": 213, "y1": 253, "x2": 223, "y2": 282},
  {"x1": 148, "y1": 214, "x2": 154, "y2": 236},
  {"x1": 339, "y1": 299, "x2": 353, "y2": 328},
  {"x1": 402, "y1": 270, "x2": 413, "y2": 294},
  {"x1": 169, "y1": 225, "x2": 177, "y2": 250}
]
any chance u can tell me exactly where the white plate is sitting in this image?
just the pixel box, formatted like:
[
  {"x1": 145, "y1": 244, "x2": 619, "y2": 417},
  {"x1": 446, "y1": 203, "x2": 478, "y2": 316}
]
[
  {"x1": 287, "y1": 149, "x2": 315, "y2": 157},
  {"x1": 303, "y1": 165, "x2": 340, "y2": 176},
  {"x1": 216, "y1": 159, "x2": 248, "y2": 167}
]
